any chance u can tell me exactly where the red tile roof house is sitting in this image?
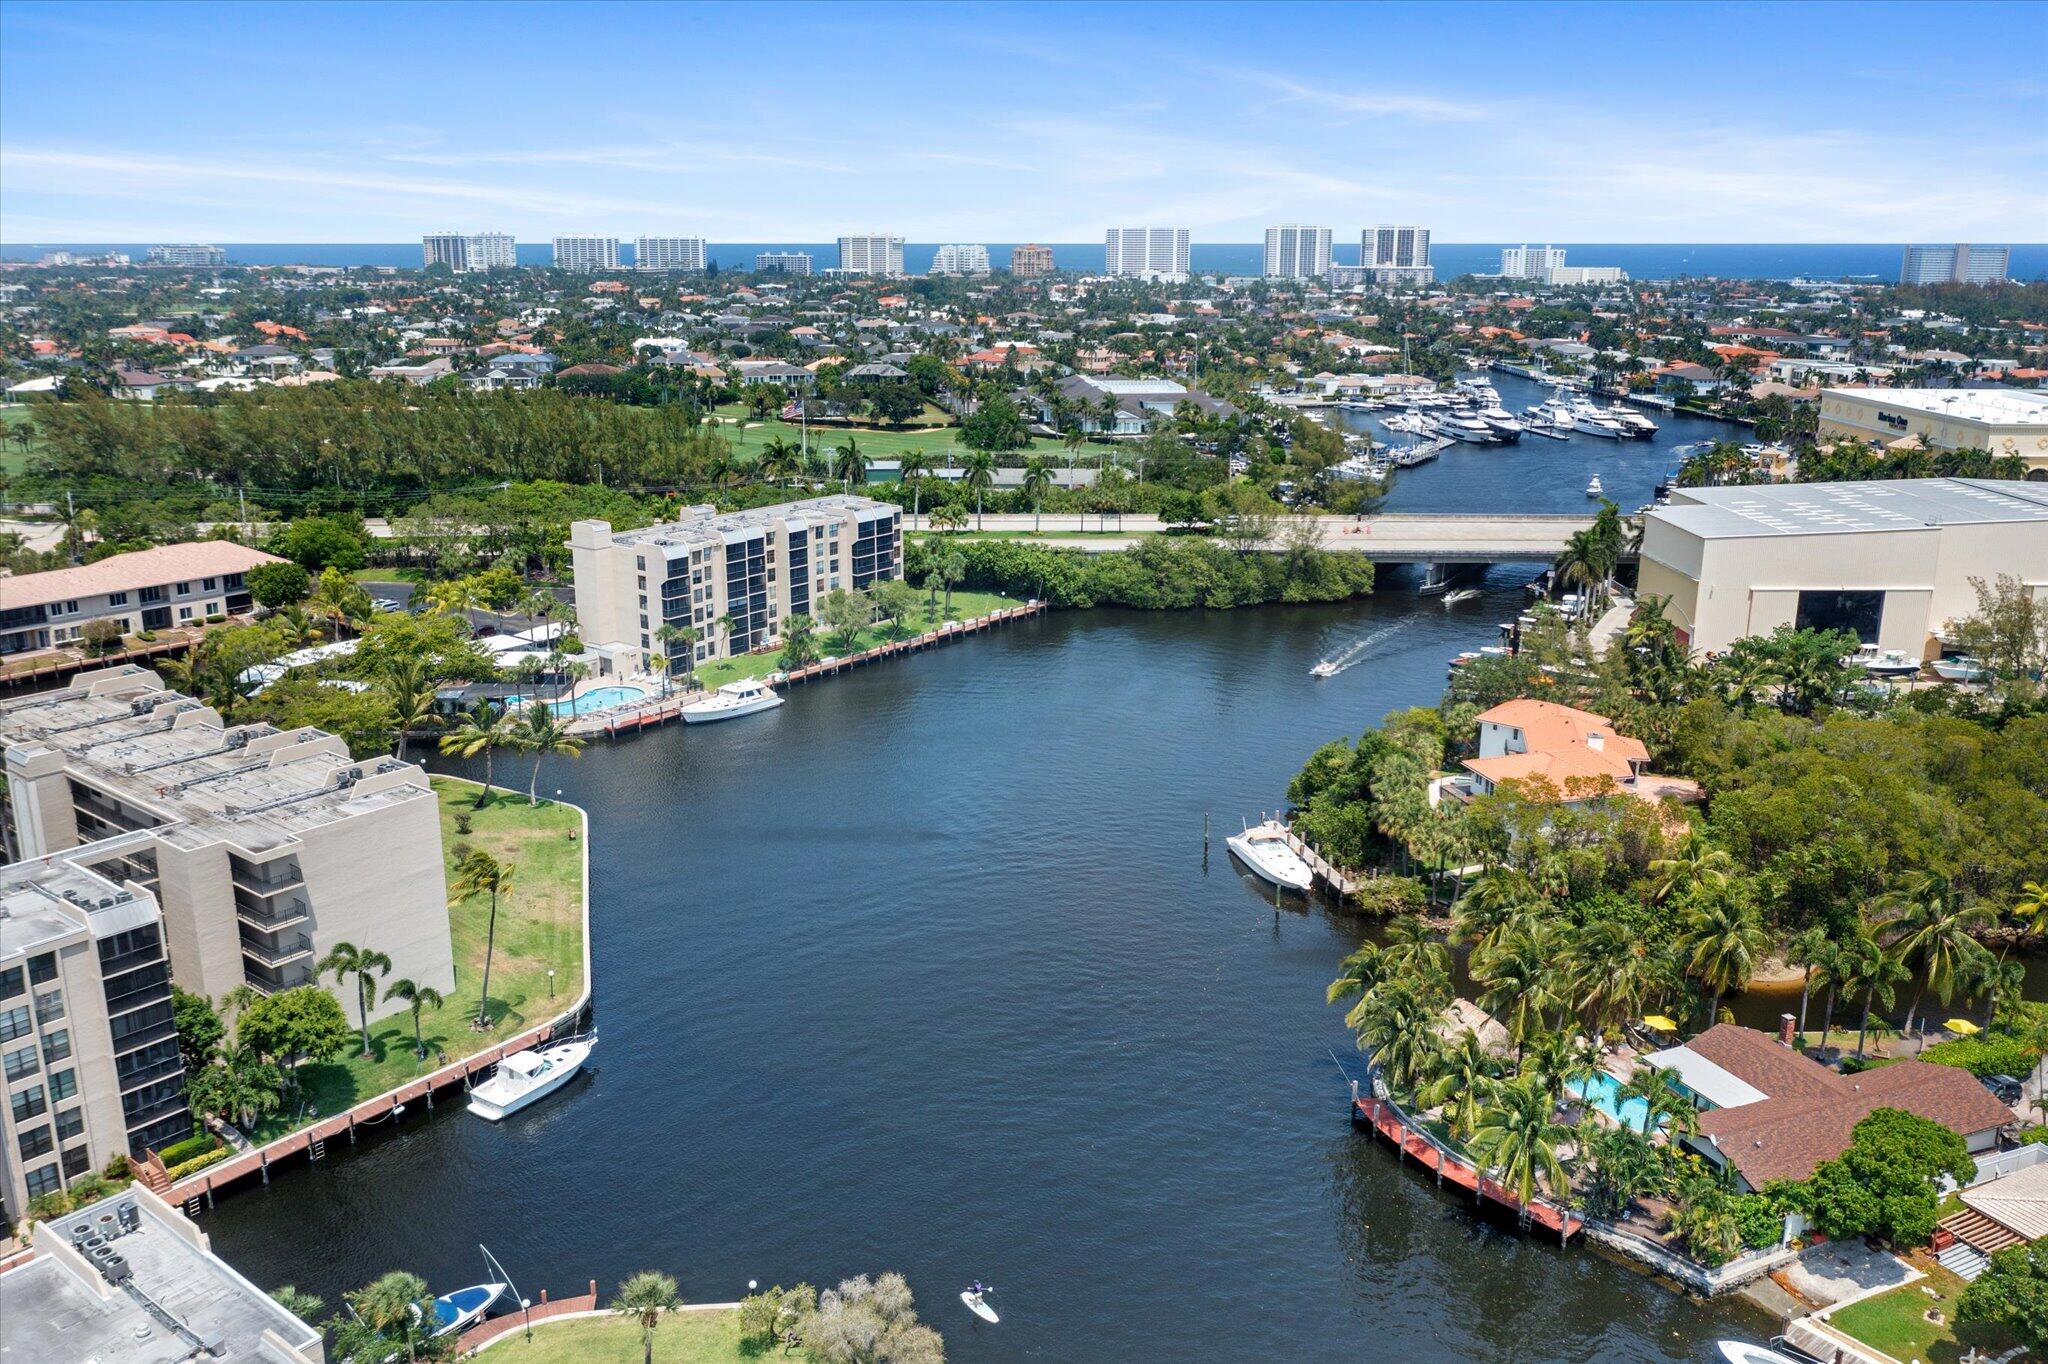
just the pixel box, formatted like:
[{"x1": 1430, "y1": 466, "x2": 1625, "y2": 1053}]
[
  {"x1": 0, "y1": 542, "x2": 284, "y2": 656},
  {"x1": 1431, "y1": 699, "x2": 1701, "y2": 810},
  {"x1": 1643, "y1": 1023, "x2": 2013, "y2": 1192}
]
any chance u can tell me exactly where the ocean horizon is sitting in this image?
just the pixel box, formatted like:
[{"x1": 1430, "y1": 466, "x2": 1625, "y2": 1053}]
[{"x1": 4, "y1": 241, "x2": 2045, "y2": 281}]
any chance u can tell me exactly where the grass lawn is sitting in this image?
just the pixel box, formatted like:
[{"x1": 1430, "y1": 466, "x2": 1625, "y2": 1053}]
[
  {"x1": 0, "y1": 406, "x2": 52, "y2": 476},
  {"x1": 703, "y1": 405, "x2": 1069, "y2": 463},
  {"x1": 1829, "y1": 1263, "x2": 2018, "y2": 1364},
  {"x1": 251, "y1": 778, "x2": 586, "y2": 1139},
  {"x1": 351, "y1": 567, "x2": 430, "y2": 585},
  {"x1": 481, "y1": 1310, "x2": 748, "y2": 1363},
  {"x1": 692, "y1": 589, "x2": 1024, "y2": 689}
]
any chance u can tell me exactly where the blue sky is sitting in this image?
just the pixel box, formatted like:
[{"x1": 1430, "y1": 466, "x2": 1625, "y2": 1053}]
[{"x1": 2, "y1": 0, "x2": 2044, "y2": 243}]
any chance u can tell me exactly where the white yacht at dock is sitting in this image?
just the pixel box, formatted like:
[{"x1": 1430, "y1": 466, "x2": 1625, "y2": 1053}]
[{"x1": 1225, "y1": 820, "x2": 1314, "y2": 893}]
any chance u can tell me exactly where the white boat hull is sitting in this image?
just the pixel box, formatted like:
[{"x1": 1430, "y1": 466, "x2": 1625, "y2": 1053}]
[
  {"x1": 961, "y1": 1292, "x2": 999, "y2": 1323},
  {"x1": 468, "y1": 1039, "x2": 593, "y2": 1121},
  {"x1": 1226, "y1": 824, "x2": 1315, "y2": 893},
  {"x1": 682, "y1": 692, "x2": 784, "y2": 723}
]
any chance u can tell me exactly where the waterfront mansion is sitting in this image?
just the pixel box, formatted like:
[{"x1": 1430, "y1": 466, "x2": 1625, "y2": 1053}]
[{"x1": 569, "y1": 495, "x2": 903, "y2": 677}]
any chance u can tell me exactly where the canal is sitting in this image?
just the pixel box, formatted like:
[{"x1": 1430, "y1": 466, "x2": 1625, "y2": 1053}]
[{"x1": 205, "y1": 574, "x2": 1779, "y2": 1362}]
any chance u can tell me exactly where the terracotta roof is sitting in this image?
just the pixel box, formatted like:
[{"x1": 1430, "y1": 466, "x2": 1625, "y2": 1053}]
[
  {"x1": 0, "y1": 542, "x2": 284, "y2": 612},
  {"x1": 1470, "y1": 699, "x2": 1648, "y2": 781},
  {"x1": 1688, "y1": 1025, "x2": 2012, "y2": 1186}
]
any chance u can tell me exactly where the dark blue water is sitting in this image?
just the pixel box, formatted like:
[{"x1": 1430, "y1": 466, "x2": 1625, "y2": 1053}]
[
  {"x1": 198, "y1": 588, "x2": 1771, "y2": 1362},
  {"x1": 1371, "y1": 370, "x2": 1733, "y2": 515},
  {"x1": 8, "y1": 241, "x2": 2044, "y2": 280}
]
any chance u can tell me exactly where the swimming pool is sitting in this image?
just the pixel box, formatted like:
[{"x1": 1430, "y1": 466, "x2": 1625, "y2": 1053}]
[
  {"x1": 504, "y1": 685, "x2": 646, "y2": 717},
  {"x1": 1567, "y1": 1072, "x2": 1656, "y2": 1132}
]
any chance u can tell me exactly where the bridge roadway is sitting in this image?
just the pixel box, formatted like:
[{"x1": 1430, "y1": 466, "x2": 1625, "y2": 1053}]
[{"x1": 908, "y1": 512, "x2": 1601, "y2": 563}]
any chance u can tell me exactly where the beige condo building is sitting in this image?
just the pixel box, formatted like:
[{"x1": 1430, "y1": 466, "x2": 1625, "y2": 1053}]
[
  {"x1": 0, "y1": 666, "x2": 454, "y2": 1029},
  {"x1": 569, "y1": 496, "x2": 904, "y2": 675}
]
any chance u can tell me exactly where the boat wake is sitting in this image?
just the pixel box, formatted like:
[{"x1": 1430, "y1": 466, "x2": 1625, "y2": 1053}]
[{"x1": 1311, "y1": 618, "x2": 1414, "y2": 678}]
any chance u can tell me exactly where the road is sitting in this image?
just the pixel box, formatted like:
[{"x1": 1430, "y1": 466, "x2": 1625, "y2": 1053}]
[{"x1": 908, "y1": 511, "x2": 1599, "y2": 562}]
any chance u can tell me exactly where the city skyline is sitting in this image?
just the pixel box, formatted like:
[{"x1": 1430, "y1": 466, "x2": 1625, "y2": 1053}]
[{"x1": 3, "y1": 1, "x2": 2044, "y2": 244}]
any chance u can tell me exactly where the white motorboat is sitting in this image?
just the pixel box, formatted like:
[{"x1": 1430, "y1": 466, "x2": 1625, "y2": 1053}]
[
  {"x1": 468, "y1": 1036, "x2": 595, "y2": 1121},
  {"x1": 1442, "y1": 588, "x2": 1479, "y2": 606},
  {"x1": 1585, "y1": 476, "x2": 1604, "y2": 498},
  {"x1": 1847, "y1": 644, "x2": 1922, "y2": 680},
  {"x1": 1571, "y1": 409, "x2": 1626, "y2": 438},
  {"x1": 1607, "y1": 405, "x2": 1658, "y2": 437},
  {"x1": 1310, "y1": 660, "x2": 1342, "y2": 679},
  {"x1": 1715, "y1": 1342, "x2": 1808, "y2": 1364},
  {"x1": 1225, "y1": 820, "x2": 1314, "y2": 893},
  {"x1": 1438, "y1": 413, "x2": 1499, "y2": 443},
  {"x1": 428, "y1": 1282, "x2": 508, "y2": 1337},
  {"x1": 1931, "y1": 655, "x2": 1988, "y2": 683},
  {"x1": 681, "y1": 678, "x2": 785, "y2": 723}
]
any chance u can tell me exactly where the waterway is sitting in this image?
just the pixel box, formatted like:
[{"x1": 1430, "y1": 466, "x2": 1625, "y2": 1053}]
[{"x1": 205, "y1": 579, "x2": 1782, "y2": 1362}]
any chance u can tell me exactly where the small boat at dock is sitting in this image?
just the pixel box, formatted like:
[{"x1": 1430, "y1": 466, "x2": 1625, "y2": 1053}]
[
  {"x1": 430, "y1": 1282, "x2": 508, "y2": 1337},
  {"x1": 468, "y1": 1036, "x2": 595, "y2": 1121},
  {"x1": 1225, "y1": 820, "x2": 1313, "y2": 893},
  {"x1": 681, "y1": 678, "x2": 785, "y2": 724}
]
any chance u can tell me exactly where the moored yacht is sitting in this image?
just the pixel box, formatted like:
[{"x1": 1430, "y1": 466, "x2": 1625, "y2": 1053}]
[
  {"x1": 468, "y1": 1036, "x2": 596, "y2": 1121},
  {"x1": 681, "y1": 677, "x2": 785, "y2": 723},
  {"x1": 1225, "y1": 820, "x2": 1314, "y2": 893},
  {"x1": 1607, "y1": 404, "x2": 1658, "y2": 437},
  {"x1": 1569, "y1": 402, "x2": 1627, "y2": 438}
]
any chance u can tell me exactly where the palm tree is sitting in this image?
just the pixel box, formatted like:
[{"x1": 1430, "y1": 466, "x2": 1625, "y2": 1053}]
[
  {"x1": 451, "y1": 849, "x2": 516, "y2": 1029},
  {"x1": 1880, "y1": 872, "x2": 1994, "y2": 1037},
  {"x1": 1788, "y1": 925, "x2": 1831, "y2": 1044},
  {"x1": 1420, "y1": 1028, "x2": 1498, "y2": 1141},
  {"x1": 938, "y1": 550, "x2": 965, "y2": 615},
  {"x1": 1353, "y1": 978, "x2": 1442, "y2": 1095},
  {"x1": 612, "y1": 1271, "x2": 683, "y2": 1364},
  {"x1": 270, "y1": 1286, "x2": 326, "y2": 1322},
  {"x1": 759, "y1": 436, "x2": 801, "y2": 485},
  {"x1": 1647, "y1": 829, "x2": 1733, "y2": 904},
  {"x1": 898, "y1": 450, "x2": 931, "y2": 524},
  {"x1": 439, "y1": 703, "x2": 508, "y2": 807},
  {"x1": 832, "y1": 437, "x2": 867, "y2": 491},
  {"x1": 1676, "y1": 894, "x2": 1767, "y2": 1025},
  {"x1": 1326, "y1": 941, "x2": 1387, "y2": 1034},
  {"x1": 512, "y1": 704, "x2": 584, "y2": 806},
  {"x1": 961, "y1": 450, "x2": 996, "y2": 530},
  {"x1": 319, "y1": 941, "x2": 392, "y2": 1057},
  {"x1": 1452, "y1": 866, "x2": 1537, "y2": 955},
  {"x1": 383, "y1": 978, "x2": 444, "y2": 1060},
  {"x1": 1469, "y1": 1074, "x2": 1572, "y2": 1216},
  {"x1": 1473, "y1": 927, "x2": 1562, "y2": 1058},
  {"x1": 1021, "y1": 458, "x2": 1054, "y2": 533},
  {"x1": 1967, "y1": 952, "x2": 2026, "y2": 1032},
  {"x1": 380, "y1": 655, "x2": 440, "y2": 763},
  {"x1": 349, "y1": 1271, "x2": 438, "y2": 1364},
  {"x1": 1838, "y1": 930, "x2": 1910, "y2": 1059},
  {"x1": 653, "y1": 623, "x2": 698, "y2": 695}
]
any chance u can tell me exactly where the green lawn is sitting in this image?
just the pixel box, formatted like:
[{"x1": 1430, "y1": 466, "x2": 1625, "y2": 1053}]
[
  {"x1": 703, "y1": 405, "x2": 1070, "y2": 464},
  {"x1": 481, "y1": 1310, "x2": 748, "y2": 1363},
  {"x1": 252, "y1": 778, "x2": 586, "y2": 1139},
  {"x1": 1828, "y1": 1264, "x2": 2017, "y2": 1364},
  {"x1": 0, "y1": 407, "x2": 50, "y2": 476},
  {"x1": 692, "y1": 589, "x2": 1024, "y2": 689}
]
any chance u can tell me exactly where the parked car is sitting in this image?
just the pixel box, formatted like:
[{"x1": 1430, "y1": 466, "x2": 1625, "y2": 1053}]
[{"x1": 1981, "y1": 1073, "x2": 2024, "y2": 1104}]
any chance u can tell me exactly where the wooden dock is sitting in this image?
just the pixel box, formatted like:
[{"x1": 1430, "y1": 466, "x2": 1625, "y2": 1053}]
[
  {"x1": 1281, "y1": 825, "x2": 1355, "y2": 897},
  {"x1": 580, "y1": 601, "x2": 1046, "y2": 738},
  {"x1": 1351, "y1": 1088, "x2": 1582, "y2": 1240}
]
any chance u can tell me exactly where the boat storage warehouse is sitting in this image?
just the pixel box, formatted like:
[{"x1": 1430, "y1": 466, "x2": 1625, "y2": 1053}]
[{"x1": 1636, "y1": 477, "x2": 2048, "y2": 658}]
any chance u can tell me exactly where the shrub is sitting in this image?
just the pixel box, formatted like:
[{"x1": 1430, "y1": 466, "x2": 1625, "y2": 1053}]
[
  {"x1": 166, "y1": 1147, "x2": 232, "y2": 1181},
  {"x1": 24, "y1": 1190, "x2": 72, "y2": 1223},
  {"x1": 1351, "y1": 875, "x2": 1427, "y2": 917},
  {"x1": 80, "y1": 618, "x2": 123, "y2": 656},
  {"x1": 102, "y1": 1152, "x2": 132, "y2": 1181},
  {"x1": 205, "y1": 614, "x2": 227, "y2": 625},
  {"x1": 157, "y1": 1130, "x2": 221, "y2": 1168},
  {"x1": 1922, "y1": 1035, "x2": 2038, "y2": 1080},
  {"x1": 1732, "y1": 1193, "x2": 1783, "y2": 1249}
]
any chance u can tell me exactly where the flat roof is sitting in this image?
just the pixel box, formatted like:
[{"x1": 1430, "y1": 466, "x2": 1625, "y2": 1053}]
[
  {"x1": 0, "y1": 1190, "x2": 321, "y2": 1364},
  {"x1": 1823, "y1": 387, "x2": 2048, "y2": 426},
  {"x1": 1640, "y1": 1044, "x2": 1771, "y2": 1110},
  {"x1": 0, "y1": 851, "x2": 157, "y2": 961},
  {"x1": 1650, "y1": 477, "x2": 2048, "y2": 540},
  {"x1": 607, "y1": 495, "x2": 897, "y2": 556}
]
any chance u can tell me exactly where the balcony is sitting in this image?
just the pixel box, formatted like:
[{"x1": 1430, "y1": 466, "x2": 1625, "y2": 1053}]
[
  {"x1": 230, "y1": 865, "x2": 305, "y2": 897},
  {"x1": 117, "y1": 1054, "x2": 185, "y2": 1092},
  {"x1": 235, "y1": 896, "x2": 310, "y2": 932},
  {"x1": 240, "y1": 933, "x2": 314, "y2": 970},
  {"x1": 243, "y1": 960, "x2": 314, "y2": 995}
]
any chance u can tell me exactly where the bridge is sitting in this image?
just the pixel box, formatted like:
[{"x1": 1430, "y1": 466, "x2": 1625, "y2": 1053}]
[{"x1": 911, "y1": 512, "x2": 1603, "y2": 563}]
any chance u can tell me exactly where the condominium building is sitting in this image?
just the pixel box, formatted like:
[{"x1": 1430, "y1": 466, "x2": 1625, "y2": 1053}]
[
  {"x1": 755, "y1": 251, "x2": 814, "y2": 276},
  {"x1": 1, "y1": 1185, "x2": 325, "y2": 1363},
  {"x1": 1361, "y1": 224, "x2": 1433, "y2": 284},
  {"x1": 1901, "y1": 244, "x2": 2010, "y2": 286},
  {"x1": 552, "y1": 235, "x2": 620, "y2": 272},
  {"x1": 837, "y1": 235, "x2": 905, "y2": 276},
  {"x1": 1816, "y1": 388, "x2": 2048, "y2": 473},
  {"x1": 929, "y1": 244, "x2": 992, "y2": 276},
  {"x1": 422, "y1": 233, "x2": 468, "y2": 271},
  {"x1": 464, "y1": 232, "x2": 517, "y2": 271},
  {"x1": 1263, "y1": 225, "x2": 1333, "y2": 280},
  {"x1": 0, "y1": 850, "x2": 185, "y2": 1221},
  {"x1": 0, "y1": 541, "x2": 282, "y2": 657},
  {"x1": 569, "y1": 496, "x2": 904, "y2": 674},
  {"x1": 1010, "y1": 243, "x2": 1055, "y2": 278},
  {"x1": 0, "y1": 666, "x2": 455, "y2": 1026},
  {"x1": 1549, "y1": 265, "x2": 1627, "y2": 286},
  {"x1": 635, "y1": 236, "x2": 708, "y2": 272},
  {"x1": 1104, "y1": 228, "x2": 1190, "y2": 280},
  {"x1": 144, "y1": 245, "x2": 227, "y2": 269},
  {"x1": 1500, "y1": 245, "x2": 1566, "y2": 280}
]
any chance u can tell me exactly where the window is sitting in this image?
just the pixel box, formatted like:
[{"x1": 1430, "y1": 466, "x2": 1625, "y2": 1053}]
[
  {"x1": 18, "y1": 1123, "x2": 53, "y2": 1160},
  {"x1": 27, "y1": 953, "x2": 56, "y2": 985},
  {"x1": 140, "y1": 585, "x2": 164, "y2": 603},
  {"x1": 33, "y1": 989, "x2": 63, "y2": 1025},
  {"x1": 56, "y1": 1106, "x2": 84, "y2": 1140},
  {"x1": 11, "y1": 1085, "x2": 46, "y2": 1123},
  {"x1": 108, "y1": 591, "x2": 128, "y2": 606},
  {"x1": 202, "y1": 577, "x2": 217, "y2": 591},
  {"x1": 49, "y1": 1068, "x2": 76, "y2": 1102},
  {"x1": 42, "y1": 1029, "x2": 69, "y2": 1064},
  {"x1": 24, "y1": 1162, "x2": 59, "y2": 1199},
  {"x1": 3, "y1": 1044, "x2": 36, "y2": 1082},
  {"x1": 0, "y1": 966, "x2": 21, "y2": 1000},
  {"x1": 175, "y1": 582, "x2": 190, "y2": 595},
  {"x1": 62, "y1": 1145, "x2": 91, "y2": 1178},
  {"x1": 0, "y1": 1005, "x2": 29, "y2": 1044},
  {"x1": 178, "y1": 606, "x2": 194, "y2": 621}
]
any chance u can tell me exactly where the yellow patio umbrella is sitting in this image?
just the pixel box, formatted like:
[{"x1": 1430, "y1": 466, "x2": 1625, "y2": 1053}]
[
  {"x1": 1642, "y1": 1015, "x2": 1679, "y2": 1033},
  {"x1": 1944, "y1": 1018, "x2": 1983, "y2": 1037}
]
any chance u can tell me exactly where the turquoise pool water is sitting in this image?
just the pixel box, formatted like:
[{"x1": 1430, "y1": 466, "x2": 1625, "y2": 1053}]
[
  {"x1": 1568, "y1": 1072, "x2": 1654, "y2": 1131},
  {"x1": 505, "y1": 685, "x2": 646, "y2": 717}
]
